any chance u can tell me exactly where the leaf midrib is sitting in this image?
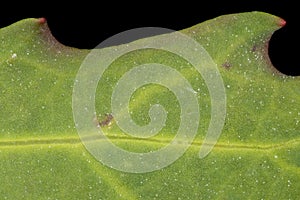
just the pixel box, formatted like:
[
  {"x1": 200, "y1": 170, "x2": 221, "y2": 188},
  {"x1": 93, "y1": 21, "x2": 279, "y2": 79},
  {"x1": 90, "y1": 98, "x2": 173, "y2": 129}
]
[{"x1": 1, "y1": 135, "x2": 299, "y2": 151}]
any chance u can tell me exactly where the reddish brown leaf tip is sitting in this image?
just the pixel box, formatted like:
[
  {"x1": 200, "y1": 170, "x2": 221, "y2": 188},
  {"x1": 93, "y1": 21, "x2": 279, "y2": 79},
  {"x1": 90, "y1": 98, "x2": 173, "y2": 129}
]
[
  {"x1": 38, "y1": 17, "x2": 47, "y2": 24},
  {"x1": 278, "y1": 18, "x2": 286, "y2": 27}
]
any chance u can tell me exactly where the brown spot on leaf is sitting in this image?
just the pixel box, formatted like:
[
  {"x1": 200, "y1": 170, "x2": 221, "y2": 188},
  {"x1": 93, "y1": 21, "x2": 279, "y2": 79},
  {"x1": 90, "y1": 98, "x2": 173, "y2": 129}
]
[
  {"x1": 97, "y1": 113, "x2": 114, "y2": 127},
  {"x1": 222, "y1": 61, "x2": 232, "y2": 69},
  {"x1": 251, "y1": 45, "x2": 257, "y2": 52}
]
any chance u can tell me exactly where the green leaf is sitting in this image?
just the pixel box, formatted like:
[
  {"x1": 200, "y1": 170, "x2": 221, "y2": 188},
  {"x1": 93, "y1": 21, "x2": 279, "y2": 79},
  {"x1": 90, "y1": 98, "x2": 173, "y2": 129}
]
[{"x1": 1, "y1": 11, "x2": 299, "y2": 199}]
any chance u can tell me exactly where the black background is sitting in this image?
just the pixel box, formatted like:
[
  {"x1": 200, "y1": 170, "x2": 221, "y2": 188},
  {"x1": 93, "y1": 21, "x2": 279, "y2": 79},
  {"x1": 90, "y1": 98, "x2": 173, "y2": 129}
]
[{"x1": 0, "y1": 1, "x2": 298, "y2": 75}]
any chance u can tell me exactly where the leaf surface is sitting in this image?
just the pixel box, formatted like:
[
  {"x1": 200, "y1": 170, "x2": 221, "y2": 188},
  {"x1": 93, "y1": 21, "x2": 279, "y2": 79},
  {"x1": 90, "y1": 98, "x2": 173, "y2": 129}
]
[{"x1": 0, "y1": 12, "x2": 299, "y2": 199}]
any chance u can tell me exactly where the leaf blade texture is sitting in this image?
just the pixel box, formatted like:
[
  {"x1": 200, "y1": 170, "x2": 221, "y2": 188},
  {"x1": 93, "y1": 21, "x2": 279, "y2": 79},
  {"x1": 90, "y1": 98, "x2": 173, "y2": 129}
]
[{"x1": 0, "y1": 12, "x2": 299, "y2": 199}]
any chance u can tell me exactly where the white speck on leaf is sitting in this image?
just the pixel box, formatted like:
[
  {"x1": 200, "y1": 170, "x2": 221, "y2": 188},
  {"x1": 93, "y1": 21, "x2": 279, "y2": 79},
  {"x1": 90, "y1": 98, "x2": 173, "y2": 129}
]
[{"x1": 11, "y1": 53, "x2": 17, "y2": 59}]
